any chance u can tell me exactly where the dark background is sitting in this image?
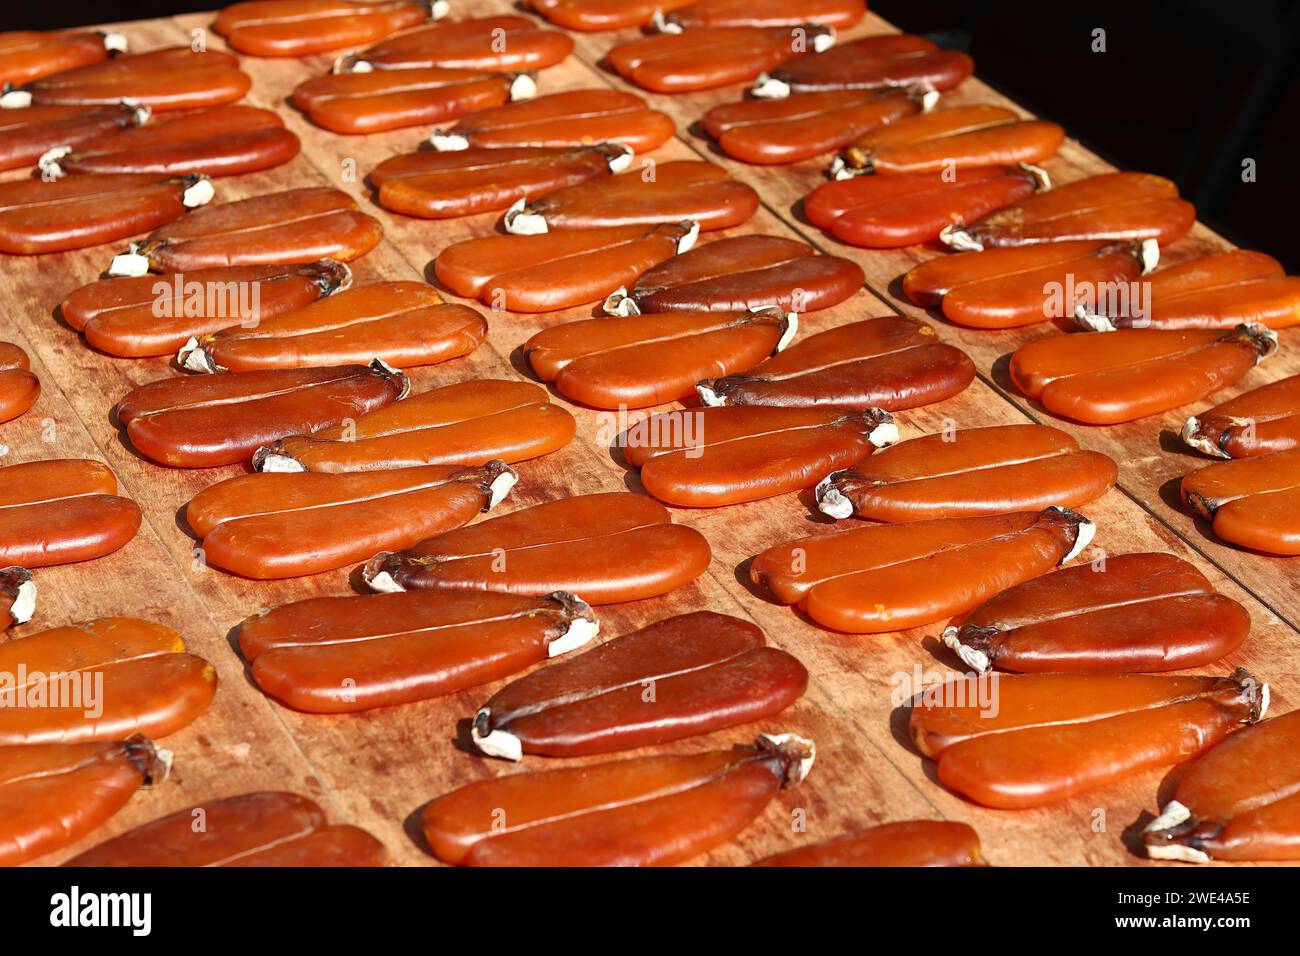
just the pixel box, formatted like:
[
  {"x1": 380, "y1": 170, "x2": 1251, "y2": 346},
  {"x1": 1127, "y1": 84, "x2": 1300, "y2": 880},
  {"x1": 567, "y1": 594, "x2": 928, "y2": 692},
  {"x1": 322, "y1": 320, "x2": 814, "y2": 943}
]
[
  {"x1": 7, "y1": 0, "x2": 1298, "y2": 268},
  {"x1": 873, "y1": 0, "x2": 1300, "y2": 270}
]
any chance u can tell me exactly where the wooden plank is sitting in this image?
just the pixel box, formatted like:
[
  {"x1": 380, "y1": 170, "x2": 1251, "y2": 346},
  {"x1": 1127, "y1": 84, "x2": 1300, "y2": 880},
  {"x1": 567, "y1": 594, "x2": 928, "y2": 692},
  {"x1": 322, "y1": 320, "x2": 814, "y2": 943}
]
[
  {"x1": 0, "y1": 21, "x2": 341, "y2": 859},
  {"x1": 559, "y1": 11, "x2": 1300, "y2": 629},
  {"x1": 2, "y1": 10, "x2": 949, "y2": 866},
  {"x1": 0, "y1": 3, "x2": 1292, "y2": 867}
]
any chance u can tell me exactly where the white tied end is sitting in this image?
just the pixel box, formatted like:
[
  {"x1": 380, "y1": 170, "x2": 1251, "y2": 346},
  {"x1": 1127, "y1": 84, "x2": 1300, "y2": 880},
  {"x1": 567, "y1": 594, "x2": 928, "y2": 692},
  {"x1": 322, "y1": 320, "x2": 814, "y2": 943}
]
[
  {"x1": 470, "y1": 718, "x2": 523, "y2": 762},
  {"x1": 177, "y1": 338, "x2": 221, "y2": 373},
  {"x1": 814, "y1": 472, "x2": 854, "y2": 519},
  {"x1": 939, "y1": 224, "x2": 982, "y2": 252},
  {"x1": 1073, "y1": 302, "x2": 1115, "y2": 332},
  {"x1": 428, "y1": 129, "x2": 469, "y2": 151},
  {"x1": 828, "y1": 155, "x2": 857, "y2": 181},
  {"x1": 121, "y1": 99, "x2": 151, "y2": 127},
  {"x1": 503, "y1": 197, "x2": 547, "y2": 235},
  {"x1": 607, "y1": 144, "x2": 635, "y2": 174},
  {"x1": 365, "y1": 567, "x2": 405, "y2": 594},
  {"x1": 695, "y1": 382, "x2": 725, "y2": 407},
  {"x1": 1056, "y1": 509, "x2": 1096, "y2": 563},
  {"x1": 147, "y1": 746, "x2": 175, "y2": 786},
  {"x1": 486, "y1": 469, "x2": 518, "y2": 510},
  {"x1": 1245, "y1": 323, "x2": 1279, "y2": 363},
  {"x1": 774, "y1": 310, "x2": 798, "y2": 352},
  {"x1": 1179, "y1": 415, "x2": 1232, "y2": 459},
  {"x1": 37, "y1": 145, "x2": 71, "y2": 179},
  {"x1": 750, "y1": 73, "x2": 791, "y2": 100},
  {"x1": 9, "y1": 575, "x2": 36, "y2": 625},
  {"x1": 509, "y1": 73, "x2": 537, "y2": 101},
  {"x1": 1139, "y1": 238, "x2": 1160, "y2": 274},
  {"x1": 368, "y1": 357, "x2": 410, "y2": 398},
  {"x1": 756, "y1": 732, "x2": 816, "y2": 786},
  {"x1": 941, "y1": 626, "x2": 992, "y2": 675},
  {"x1": 550, "y1": 613, "x2": 598, "y2": 658},
  {"x1": 183, "y1": 177, "x2": 215, "y2": 208},
  {"x1": 1143, "y1": 801, "x2": 1210, "y2": 863},
  {"x1": 602, "y1": 287, "x2": 639, "y2": 317},
  {"x1": 255, "y1": 451, "x2": 306, "y2": 474},
  {"x1": 330, "y1": 260, "x2": 354, "y2": 294},
  {"x1": 0, "y1": 90, "x2": 33, "y2": 109},
  {"x1": 651, "y1": 9, "x2": 682, "y2": 34},
  {"x1": 1020, "y1": 162, "x2": 1052, "y2": 191},
  {"x1": 868, "y1": 418, "x2": 900, "y2": 448},
  {"x1": 108, "y1": 245, "x2": 150, "y2": 278},
  {"x1": 677, "y1": 220, "x2": 700, "y2": 253}
]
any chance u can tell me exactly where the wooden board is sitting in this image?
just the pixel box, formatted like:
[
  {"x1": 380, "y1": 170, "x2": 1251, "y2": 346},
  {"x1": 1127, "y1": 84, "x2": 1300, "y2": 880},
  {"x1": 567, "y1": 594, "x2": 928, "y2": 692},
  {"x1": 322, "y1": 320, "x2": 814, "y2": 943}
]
[
  {"x1": 1, "y1": 2, "x2": 1295, "y2": 867},
  {"x1": 561, "y1": 12, "x2": 1300, "y2": 630}
]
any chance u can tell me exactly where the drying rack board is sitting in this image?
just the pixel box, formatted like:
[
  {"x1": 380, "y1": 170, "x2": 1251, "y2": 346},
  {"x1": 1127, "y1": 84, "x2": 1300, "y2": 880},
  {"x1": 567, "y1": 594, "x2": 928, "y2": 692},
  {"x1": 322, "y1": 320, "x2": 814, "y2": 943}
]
[{"x1": 3, "y1": 1, "x2": 1296, "y2": 867}]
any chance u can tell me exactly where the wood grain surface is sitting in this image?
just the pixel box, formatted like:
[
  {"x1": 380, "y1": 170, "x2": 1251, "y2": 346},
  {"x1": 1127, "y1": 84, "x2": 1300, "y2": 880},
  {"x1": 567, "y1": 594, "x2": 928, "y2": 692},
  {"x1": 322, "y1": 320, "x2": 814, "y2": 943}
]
[{"x1": 2, "y1": 2, "x2": 1295, "y2": 867}]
